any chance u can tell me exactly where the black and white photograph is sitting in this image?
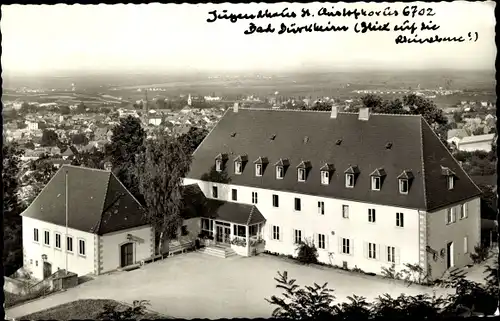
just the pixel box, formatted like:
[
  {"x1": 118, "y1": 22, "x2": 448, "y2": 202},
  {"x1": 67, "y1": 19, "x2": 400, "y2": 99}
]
[{"x1": 1, "y1": 2, "x2": 497, "y2": 319}]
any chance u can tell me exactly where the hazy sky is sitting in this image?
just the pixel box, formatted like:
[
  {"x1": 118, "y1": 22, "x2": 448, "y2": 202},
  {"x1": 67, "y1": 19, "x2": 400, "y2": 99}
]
[{"x1": 1, "y1": 2, "x2": 496, "y2": 75}]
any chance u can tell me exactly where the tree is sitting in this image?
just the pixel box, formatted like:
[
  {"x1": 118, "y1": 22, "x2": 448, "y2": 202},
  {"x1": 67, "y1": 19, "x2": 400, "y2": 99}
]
[
  {"x1": 361, "y1": 94, "x2": 384, "y2": 109},
  {"x1": 266, "y1": 271, "x2": 336, "y2": 319},
  {"x1": 23, "y1": 156, "x2": 59, "y2": 205},
  {"x1": 2, "y1": 142, "x2": 24, "y2": 276},
  {"x1": 98, "y1": 300, "x2": 150, "y2": 320},
  {"x1": 71, "y1": 133, "x2": 89, "y2": 146},
  {"x1": 106, "y1": 116, "x2": 146, "y2": 199},
  {"x1": 76, "y1": 102, "x2": 87, "y2": 114},
  {"x1": 310, "y1": 101, "x2": 332, "y2": 111},
  {"x1": 453, "y1": 111, "x2": 463, "y2": 124},
  {"x1": 177, "y1": 127, "x2": 209, "y2": 155},
  {"x1": 59, "y1": 105, "x2": 71, "y2": 115},
  {"x1": 472, "y1": 127, "x2": 485, "y2": 136},
  {"x1": 41, "y1": 129, "x2": 60, "y2": 147},
  {"x1": 403, "y1": 94, "x2": 448, "y2": 131},
  {"x1": 136, "y1": 134, "x2": 192, "y2": 255},
  {"x1": 24, "y1": 141, "x2": 35, "y2": 149},
  {"x1": 72, "y1": 150, "x2": 106, "y2": 169}
]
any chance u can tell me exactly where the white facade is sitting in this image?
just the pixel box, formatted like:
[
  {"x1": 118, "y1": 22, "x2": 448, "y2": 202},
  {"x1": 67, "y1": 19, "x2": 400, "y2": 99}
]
[
  {"x1": 426, "y1": 197, "x2": 481, "y2": 278},
  {"x1": 22, "y1": 217, "x2": 96, "y2": 280},
  {"x1": 22, "y1": 216, "x2": 155, "y2": 280},
  {"x1": 99, "y1": 225, "x2": 154, "y2": 274},
  {"x1": 184, "y1": 178, "x2": 481, "y2": 279}
]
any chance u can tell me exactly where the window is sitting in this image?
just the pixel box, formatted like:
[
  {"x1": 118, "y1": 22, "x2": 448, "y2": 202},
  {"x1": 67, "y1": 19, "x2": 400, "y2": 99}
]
[
  {"x1": 448, "y1": 176, "x2": 454, "y2": 190},
  {"x1": 44, "y1": 230, "x2": 50, "y2": 246},
  {"x1": 345, "y1": 174, "x2": 354, "y2": 188},
  {"x1": 276, "y1": 166, "x2": 284, "y2": 179},
  {"x1": 396, "y1": 212, "x2": 404, "y2": 227},
  {"x1": 371, "y1": 176, "x2": 381, "y2": 191},
  {"x1": 459, "y1": 204, "x2": 467, "y2": 219},
  {"x1": 233, "y1": 224, "x2": 246, "y2": 237},
  {"x1": 212, "y1": 186, "x2": 218, "y2": 199},
  {"x1": 34, "y1": 228, "x2": 39, "y2": 242},
  {"x1": 201, "y1": 218, "x2": 214, "y2": 238},
  {"x1": 66, "y1": 236, "x2": 73, "y2": 252},
  {"x1": 55, "y1": 233, "x2": 61, "y2": 249},
  {"x1": 252, "y1": 192, "x2": 258, "y2": 204},
  {"x1": 318, "y1": 234, "x2": 326, "y2": 249},
  {"x1": 368, "y1": 209, "x2": 376, "y2": 223},
  {"x1": 342, "y1": 238, "x2": 350, "y2": 254},
  {"x1": 321, "y1": 171, "x2": 329, "y2": 185},
  {"x1": 399, "y1": 179, "x2": 409, "y2": 194},
  {"x1": 215, "y1": 160, "x2": 222, "y2": 172},
  {"x1": 255, "y1": 164, "x2": 263, "y2": 177},
  {"x1": 231, "y1": 188, "x2": 238, "y2": 201},
  {"x1": 387, "y1": 246, "x2": 396, "y2": 263},
  {"x1": 249, "y1": 225, "x2": 258, "y2": 236},
  {"x1": 464, "y1": 236, "x2": 468, "y2": 253},
  {"x1": 318, "y1": 201, "x2": 325, "y2": 215},
  {"x1": 235, "y1": 161, "x2": 242, "y2": 174},
  {"x1": 272, "y1": 194, "x2": 279, "y2": 208},
  {"x1": 297, "y1": 168, "x2": 306, "y2": 182},
  {"x1": 272, "y1": 226, "x2": 280, "y2": 241},
  {"x1": 181, "y1": 225, "x2": 189, "y2": 236},
  {"x1": 36, "y1": 260, "x2": 38, "y2": 267},
  {"x1": 294, "y1": 229, "x2": 302, "y2": 244},
  {"x1": 78, "y1": 239, "x2": 86, "y2": 256},
  {"x1": 368, "y1": 243, "x2": 377, "y2": 259},
  {"x1": 294, "y1": 198, "x2": 301, "y2": 211},
  {"x1": 446, "y1": 208, "x2": 456, "y2": 224},
  {"x1": 342, "y1": 205, "x2": 349, "y2": 219}
]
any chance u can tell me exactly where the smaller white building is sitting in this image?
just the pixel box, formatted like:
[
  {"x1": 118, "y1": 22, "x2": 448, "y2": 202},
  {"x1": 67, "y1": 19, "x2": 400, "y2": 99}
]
[
  {"x1": 455, "y1": 134, "x2": 496, "y2": 153},
  {"x1": 21, "y1": 165, "x2": 154, "y2": 280}
]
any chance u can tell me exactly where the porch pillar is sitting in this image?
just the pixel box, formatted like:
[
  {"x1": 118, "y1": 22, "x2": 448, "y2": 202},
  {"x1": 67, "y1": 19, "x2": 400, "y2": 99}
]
[{"x1": 246, "y1": 225, "x2": 250, "y2": 256}]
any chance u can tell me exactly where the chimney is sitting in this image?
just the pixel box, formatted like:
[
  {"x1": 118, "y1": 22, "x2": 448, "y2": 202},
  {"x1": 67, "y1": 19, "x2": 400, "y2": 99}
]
[
  {"x1": 358, "y1": 107, "x2": 370, "y2": 121},
  {"x1": 330, "y1": 105, "x2": 339, "y2": 119},
  {"x1": 233, "y1": 102, "x2": 239, "y2": 113},
  {"x1": 104, "y1": 161, "x2": 113, "y2": 171}
]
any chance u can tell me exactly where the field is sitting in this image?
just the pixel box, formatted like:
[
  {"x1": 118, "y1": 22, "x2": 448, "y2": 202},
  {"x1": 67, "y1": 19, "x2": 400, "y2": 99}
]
[{"x1": 2, "y1": 69, "x2": 495, "y2": 109}]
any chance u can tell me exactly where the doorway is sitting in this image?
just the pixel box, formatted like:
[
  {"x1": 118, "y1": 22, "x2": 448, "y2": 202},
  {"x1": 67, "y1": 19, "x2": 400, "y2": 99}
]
[
  {"x1": 446, "y1": 241, "x2": 454, "y2": 269},
  {"x1": 43, "y1": 262, "x2": 52, "y2": 279},
  {"x1": 215, "y1": 224, "x2": 231, "y2": 245},
  {"x1": 120, "y1": 242, "x2": 134, "y2": 267}
]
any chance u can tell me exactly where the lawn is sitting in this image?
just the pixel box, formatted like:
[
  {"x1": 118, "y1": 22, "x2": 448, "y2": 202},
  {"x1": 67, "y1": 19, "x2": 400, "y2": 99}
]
[{"x1": 21, "y1": 299, "x2": 163, "y2": 320}]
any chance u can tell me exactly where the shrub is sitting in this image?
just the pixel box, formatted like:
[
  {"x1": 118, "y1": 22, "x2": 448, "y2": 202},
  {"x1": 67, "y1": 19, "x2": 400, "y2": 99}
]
[
  {"x1": 381, "y1": 263, "x2": 403, "y2": 280},
  {"x1": 98, "y1": 299, "x2": 150, "y2": 320},
  {"x1": 295, "y1": 239, "x2": 318, "y2": 265},
  {"x1": 470, "y1": 243, "x2": 490, "y2": 264}
]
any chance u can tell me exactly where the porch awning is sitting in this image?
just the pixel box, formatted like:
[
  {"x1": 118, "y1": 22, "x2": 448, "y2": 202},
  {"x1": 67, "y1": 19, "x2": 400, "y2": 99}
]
[
  {"x1": 203, "y1": 200, "x2": 266, "y2": 226},
  {"x1": 181, "y1": 184, "x2": 266, "y2": 225}
]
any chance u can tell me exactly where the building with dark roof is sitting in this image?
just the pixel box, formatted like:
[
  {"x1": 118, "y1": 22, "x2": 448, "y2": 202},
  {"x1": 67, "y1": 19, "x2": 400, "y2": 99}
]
[
  {"x1": 21, "y1": 165, "x2": 154, "y2": 280},
  {"x1": 184, "y1": 105, "x2": 482, "y2": 279}
]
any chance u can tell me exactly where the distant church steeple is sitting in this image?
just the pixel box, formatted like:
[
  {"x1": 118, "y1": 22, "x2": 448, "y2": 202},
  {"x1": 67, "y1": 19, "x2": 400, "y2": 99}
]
[{"x1": 187, "y1": 94, "x2": 192, "y2": 106}]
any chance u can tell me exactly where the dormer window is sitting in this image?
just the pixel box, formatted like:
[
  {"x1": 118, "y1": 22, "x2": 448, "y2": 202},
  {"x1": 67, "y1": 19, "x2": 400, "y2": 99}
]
[
  {"x1": 253, "y1": 157, "x2": 269, "y2": 177},
  {"x1": 296, "y1": 160, "x2": 312, "y2": 183},
  {"x1": 214, "y1": 153, "x2": 228, "y2": 172},
  {"x1": 320, "y1": 163, "x2": 334, "y2": 185},
  {"x1": 276, "y1": 166, "x2": 284, "y2": 179},
  {"x1": 274, "y1": 158, "x2": 290, "y2": 180},
  {"x1": 448, "y1": 176, "x2": 454, "y2": 190},
  {"x1": 371, "y1": 176, "x2": 381, "y2": 191},
  {"x1": 399, "y1": 179, "x2": 409, "y2": 194},
  {"x1": 369, "y1": 168, "x2": 386, "y2": 191},
  {"x1": 344, "y1": 165, "x2": 359, "y2": 188},
  {"x1": 233, "y1": 154, "x2": 248, "y2": 175},
  {"x1": 321, "y1": 171, "x2": 329, "y2": 185},
  {"x1": 397, "y1": 170, "x2": 414, "y2": 195},
  {"x1": 235, "y1": 161, "x2": 242, "y2": 175},
  {"x1": 256, "y1": 164, "x2": 263, "y2": 177},
  {"x1": 297, "y1": 168, "x2": 306, "y2": 182},
  {"x1": 215, "y1": 160, "x2": 223, "y2": 172},
  {"x1": 441, "y1": 166, "x2": 456, "y2": 191},
  {"x1": 345, "y1": 174, "x2": 354, "y2": 188}
]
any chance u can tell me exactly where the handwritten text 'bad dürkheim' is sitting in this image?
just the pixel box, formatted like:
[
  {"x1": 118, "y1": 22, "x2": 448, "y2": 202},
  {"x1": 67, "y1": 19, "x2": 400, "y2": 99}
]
[{"x1": 206, "y1": 6, "x2": 479, "y2": 44}]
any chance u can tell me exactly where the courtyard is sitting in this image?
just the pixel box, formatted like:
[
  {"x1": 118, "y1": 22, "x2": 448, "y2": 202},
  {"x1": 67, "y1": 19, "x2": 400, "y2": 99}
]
[{"x1": 7, "y1": 251, "x2": 459, "y2": 319}]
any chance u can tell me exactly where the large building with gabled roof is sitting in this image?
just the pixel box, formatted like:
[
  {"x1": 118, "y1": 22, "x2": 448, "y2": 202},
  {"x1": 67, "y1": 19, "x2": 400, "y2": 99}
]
[
  {"x1": 21, "y1": 165, "x2": 154, "y2": 280},
  {"x1": 183, "y1": 104, "x2": 482, "y2": 279}
]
